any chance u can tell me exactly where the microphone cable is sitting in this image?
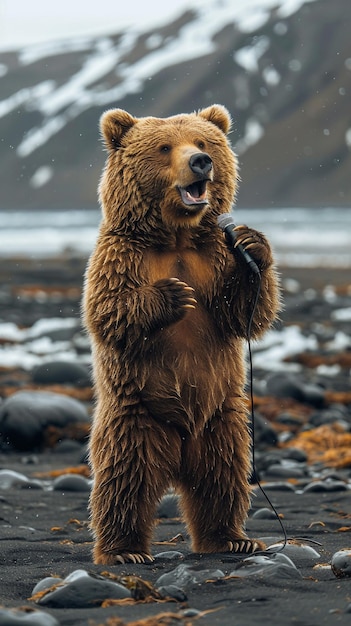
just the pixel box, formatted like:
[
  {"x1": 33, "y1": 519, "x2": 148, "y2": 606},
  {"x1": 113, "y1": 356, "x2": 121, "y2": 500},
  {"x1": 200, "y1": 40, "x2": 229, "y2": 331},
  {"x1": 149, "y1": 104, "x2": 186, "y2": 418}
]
[{"x1": 245, "y1": 267, "x2": 288, "y2": 554}]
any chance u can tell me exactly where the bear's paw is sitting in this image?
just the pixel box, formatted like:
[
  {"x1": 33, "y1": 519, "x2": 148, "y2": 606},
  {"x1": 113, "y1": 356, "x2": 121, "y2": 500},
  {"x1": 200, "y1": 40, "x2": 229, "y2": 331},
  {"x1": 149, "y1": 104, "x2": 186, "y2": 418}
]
[
  {"x1": 231, "y1": 225, "x2": 273, "y2": 270},
  {"x1": 94, "y1": 550, "x2": 155, "y2": 565},
  {"x1": 196, "y1": 537, "x2": 266, "y2": 554},
  {"x1": 155, "y1": 277, "x2": 197, "y2": 324}
]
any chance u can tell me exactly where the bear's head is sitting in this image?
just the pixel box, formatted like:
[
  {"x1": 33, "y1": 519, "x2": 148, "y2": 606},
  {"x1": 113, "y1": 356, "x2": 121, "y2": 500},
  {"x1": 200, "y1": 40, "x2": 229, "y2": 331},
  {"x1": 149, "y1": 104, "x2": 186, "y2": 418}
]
[{"x1": 99, "y1": 105, "x2": 238, "y2": 231}]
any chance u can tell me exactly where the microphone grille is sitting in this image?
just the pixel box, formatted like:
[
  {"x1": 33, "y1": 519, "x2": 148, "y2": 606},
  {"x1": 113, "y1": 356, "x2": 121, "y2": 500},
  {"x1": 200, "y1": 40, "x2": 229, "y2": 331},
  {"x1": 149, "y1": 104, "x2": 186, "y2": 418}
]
[{"x1": 217, "y1": 213, "x2": 234, "y2": 230}]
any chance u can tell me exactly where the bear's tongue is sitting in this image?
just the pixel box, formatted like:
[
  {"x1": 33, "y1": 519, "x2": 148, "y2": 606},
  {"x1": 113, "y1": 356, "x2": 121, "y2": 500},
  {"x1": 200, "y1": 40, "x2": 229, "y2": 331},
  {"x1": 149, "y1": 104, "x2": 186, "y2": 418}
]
[{"x1": 180, "y1": 181, "x2": 208, "y2": 206}]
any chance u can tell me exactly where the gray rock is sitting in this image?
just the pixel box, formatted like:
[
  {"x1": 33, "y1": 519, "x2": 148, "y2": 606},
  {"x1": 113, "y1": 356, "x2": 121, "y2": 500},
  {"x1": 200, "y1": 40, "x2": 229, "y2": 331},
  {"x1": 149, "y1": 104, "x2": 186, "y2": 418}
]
[
  {"x1": 252, "y1": 507, "x2": 278, "y2": 520},
  {"x1": 229, "y1": 552, "x2": 301, "y2": 579},
  {"x1": 279, "y1": 447, "x2": 308, "y2": 462},
  {"x1": 309, "y1": 406, "x2": 351, "y2": 427},
  {"x1": 32, "y1": 577, "x2": 63, "y2": 594},
  {"x1": 35, "y1": 569, "x2": 131, "y2": 608},
  {"x1": 0, "y1": 469, "x2": 44, "y2": 490},
  {"x1": 252, "y1": 413, "x2": 278, "y2": 446},
  {"x1": 266, "y1": 373, "x2": 325, "y2": 408},
  {"x1": 157, "y1": 585, "x2": 187, "y2": 601},
  {"x1": 154, "y1": 550, "x2": 184, "y2": 560},
  {"x1": 0, "y1": 608, "x2": 59, "y2": 625},
  {"x1": 263, "y1": 461, "x2": 306, "y2": 479},
  {"x1": 266, "y1": 541, "x2": 320, "y2": 565},
  {"x1": 302, "y1": 479, "x2": 348, "y2": 493},
  {"x1": 53, "y1": 474, "x2": 91, "y2": 492},
  {"x1": 156, "y1": 564, "x2": 225, "y2": 589},
  {"x1": 0, "y1": 391, "x2": 90, "y2": 450},
  {"x1": 183, "y1": 609, "x2": 202, "y2": 617},
  {"x1": 331, "y1": 549, "x2": 351, "y2": 578},
  {"x1": 157, "y1": 493, "x2": 180, "y2": 518},
  {"x1": 32, "y1": 360, "x2": 91, "y2": 386},
  {"x1": 253, "y1": 481, "x2": 296, "y2": 492}
]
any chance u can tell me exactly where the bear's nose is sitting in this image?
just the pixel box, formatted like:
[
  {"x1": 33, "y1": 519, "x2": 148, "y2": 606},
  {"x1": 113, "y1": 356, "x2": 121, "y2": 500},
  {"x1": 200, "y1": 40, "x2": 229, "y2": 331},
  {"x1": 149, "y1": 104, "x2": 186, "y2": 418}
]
[{"x1": 189, "y1": 152, "x2": 213, "y2": 177}]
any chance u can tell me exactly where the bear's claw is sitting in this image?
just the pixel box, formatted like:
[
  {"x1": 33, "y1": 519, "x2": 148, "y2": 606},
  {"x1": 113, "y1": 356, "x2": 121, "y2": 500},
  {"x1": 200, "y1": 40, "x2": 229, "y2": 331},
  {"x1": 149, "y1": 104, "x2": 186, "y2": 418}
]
[
  {"x1": 155, "y1": 277, "x2": 197, "y2": 318},
  {"x1": 113, "y1": 552, "x2": 155, "y2": 564},
  {"x1": 227, "y1": 539, "x2": 264, "y2": 554},
  {"x1": 231, "y1": 225, "x2": 273, "y2": 269},
  {"x1": 94, "y1": 550, "x2": 155, "y2": 565}
]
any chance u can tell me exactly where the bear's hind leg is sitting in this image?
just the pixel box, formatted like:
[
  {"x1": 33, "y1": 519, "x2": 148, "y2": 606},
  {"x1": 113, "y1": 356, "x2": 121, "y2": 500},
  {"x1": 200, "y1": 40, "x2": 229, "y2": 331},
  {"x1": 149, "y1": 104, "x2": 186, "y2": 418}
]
[
  {"x1": 179, "y1": 404, "x2": 265, "y2": 555},
  {"x1": 89, "y1": 412, "x2": 181, "y2": 565}
]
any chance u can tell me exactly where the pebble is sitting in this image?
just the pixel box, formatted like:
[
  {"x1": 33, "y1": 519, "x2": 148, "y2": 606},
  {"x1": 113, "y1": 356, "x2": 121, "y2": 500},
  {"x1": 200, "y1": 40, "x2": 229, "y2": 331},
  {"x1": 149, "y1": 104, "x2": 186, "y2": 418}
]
[
  {"x1": 252, "y1": 413, "x2": 278, "y2": 446},
  {"x1": 157, "y1": 492, "x2": 180, "y2": 518},
  {"x1": 275, "y1": 412, "x2": 304, "y2": 427},
  {"x1": 0, "y1": 469, "x2": 44, "y2": 490},
  {"x1": 252, "y1": 507, "x2": 278, "y2": 520},
  {"x1": 254, "y1": 450, "x2": 308, "y2": 478},
  {"x1": 32, "y1": 360, "x2": 91, "y2": 386},
  {"x1": 309, "y1": 405, "x2": 351, "y2": 427},
  {"x1": 263, "y1": 460, "x2": 307, "y2": 479},
  {"x1": 266, "y1": 541, "x2": 320, "y2": 565},
  {"x1": 34, "y1": 569, "x2": 131, "y2": 608},
  {"x1": 154, "y1": 550, "x2": 185, "y2": 560},
  {"x1": 182, "y1": 608, "x2": 201, "y2": 617},
  {"x1": 32, "y1": 577, "x2": 63, "y2": 594},
  {"x1": 253, "y1": 481, "x2": 296, "y2": 492},
  {"x1": 301, "y1": 478, "x2": 348, "y2": 493},
  {"x1": 266, "y1": 372, "x2": 325, "y2": 407},
  {"x1": 52, "y1": 474, "x2": 91, "y2": 492},
  {"x1": 0, "y1": 469, "x2": 93, "y2": 493},
  {"x1": 54, "y1": 439, "x2": 86, "y2": 453},
  {"x1": 229, "y1": 552, "x2": 301, "y2": 579},
  {"x1": 0, "y1": 608, "x2": 59, "y2": 626},
  {"x1": 156, "y1": 564, "x2": 225, "y2": 589},
  {"x1": 280, "y1": 447, "x2": 309, "y2": 462},
  {"x1": 157, "y1": 585, "x2": 187, "y2": 601},
  {"x1": 331, "y1": 549, "x2": 351, "y2": 578}
]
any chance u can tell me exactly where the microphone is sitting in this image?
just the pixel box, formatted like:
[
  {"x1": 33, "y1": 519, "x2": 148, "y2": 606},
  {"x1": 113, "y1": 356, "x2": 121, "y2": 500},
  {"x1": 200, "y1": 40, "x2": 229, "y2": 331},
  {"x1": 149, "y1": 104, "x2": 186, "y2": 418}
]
[{"x1": 217, "y1": 213, "x2": 260, "y2": 276}]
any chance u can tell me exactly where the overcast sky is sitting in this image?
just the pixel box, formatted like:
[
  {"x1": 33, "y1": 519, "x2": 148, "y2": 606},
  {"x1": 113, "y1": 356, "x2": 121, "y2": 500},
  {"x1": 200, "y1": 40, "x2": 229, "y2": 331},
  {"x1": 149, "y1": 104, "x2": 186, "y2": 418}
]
[{"x1": 0, "y1": 0, "x2": 193, "y2": 50}]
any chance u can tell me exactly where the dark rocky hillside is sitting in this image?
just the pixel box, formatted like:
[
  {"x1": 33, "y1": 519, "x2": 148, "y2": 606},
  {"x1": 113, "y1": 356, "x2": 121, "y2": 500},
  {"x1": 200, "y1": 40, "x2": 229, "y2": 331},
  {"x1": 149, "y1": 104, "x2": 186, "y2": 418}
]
[{"x1": 0, "y1": 0, "x2": 350, "y2": 210}]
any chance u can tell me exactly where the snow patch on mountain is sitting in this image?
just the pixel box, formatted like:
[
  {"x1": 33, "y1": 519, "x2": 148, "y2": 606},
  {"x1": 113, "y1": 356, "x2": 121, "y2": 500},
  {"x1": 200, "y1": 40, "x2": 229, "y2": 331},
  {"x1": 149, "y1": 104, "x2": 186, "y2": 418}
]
[{"x1": 0, "y1": 0, "x2": 319, "y2": 159}]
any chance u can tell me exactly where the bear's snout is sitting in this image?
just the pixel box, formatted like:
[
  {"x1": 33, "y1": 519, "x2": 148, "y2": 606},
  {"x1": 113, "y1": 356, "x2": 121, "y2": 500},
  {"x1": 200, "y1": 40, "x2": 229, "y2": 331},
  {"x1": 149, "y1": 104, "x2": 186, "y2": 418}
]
[{"x1": 189, "y1": 152, "x2": 213, "y2": 177}]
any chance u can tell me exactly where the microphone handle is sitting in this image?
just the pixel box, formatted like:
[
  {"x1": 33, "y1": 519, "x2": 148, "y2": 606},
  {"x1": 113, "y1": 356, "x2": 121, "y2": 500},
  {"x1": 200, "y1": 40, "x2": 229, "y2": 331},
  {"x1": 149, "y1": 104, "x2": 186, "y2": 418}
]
[
  {"x1": 224, "y1": 224, "x2": 261, "y2": 276},
  {"x1": 235, "y1": 241, "x2": 261, "y2": 275}
]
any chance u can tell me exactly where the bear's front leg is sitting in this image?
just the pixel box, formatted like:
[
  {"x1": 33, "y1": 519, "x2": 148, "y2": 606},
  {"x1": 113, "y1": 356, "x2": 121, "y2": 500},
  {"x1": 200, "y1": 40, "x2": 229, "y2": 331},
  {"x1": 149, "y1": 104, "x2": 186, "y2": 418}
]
[
  {"x1": 89, "y1": 410, "x2": 181, "y2": 565},
  {"x1": 179, "y1": 401, "x2": 265, "y2": 555}
]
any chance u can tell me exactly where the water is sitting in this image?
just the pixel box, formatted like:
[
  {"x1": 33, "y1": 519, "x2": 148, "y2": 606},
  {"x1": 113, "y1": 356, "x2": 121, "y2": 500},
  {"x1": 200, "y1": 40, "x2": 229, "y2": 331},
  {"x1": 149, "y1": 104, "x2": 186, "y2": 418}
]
[
  {"x1": 236, "y1": 207, "x2": 351, "y2": 268},
  {"x1": 0, "y1": 207, "x2": 350, "y2": 267}
]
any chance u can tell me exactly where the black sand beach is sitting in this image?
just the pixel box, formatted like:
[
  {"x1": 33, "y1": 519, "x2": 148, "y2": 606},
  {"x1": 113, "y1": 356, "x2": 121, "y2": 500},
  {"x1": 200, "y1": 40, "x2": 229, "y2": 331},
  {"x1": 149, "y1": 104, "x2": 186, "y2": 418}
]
[{"x1": 0, "y1": 256, "x2": 351, "y2": 625}]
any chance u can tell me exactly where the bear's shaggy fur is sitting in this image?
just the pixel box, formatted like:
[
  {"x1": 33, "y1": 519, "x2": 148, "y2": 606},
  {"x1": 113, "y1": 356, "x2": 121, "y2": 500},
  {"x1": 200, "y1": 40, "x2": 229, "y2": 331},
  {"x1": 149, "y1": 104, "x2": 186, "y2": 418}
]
[{"x1": 83, "y1": 105, "x2": 280, "y2": 565}]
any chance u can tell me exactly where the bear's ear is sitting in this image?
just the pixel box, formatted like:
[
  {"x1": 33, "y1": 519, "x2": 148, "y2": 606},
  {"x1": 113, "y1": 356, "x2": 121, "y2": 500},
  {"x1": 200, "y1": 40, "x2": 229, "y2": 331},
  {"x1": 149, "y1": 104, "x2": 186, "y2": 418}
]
[
  {"x1": 197, "y1": 104, "x2": 232, "y2": 135},
  {"x1": 100, "y1": 108, "x2": 137, "y2": 151}
]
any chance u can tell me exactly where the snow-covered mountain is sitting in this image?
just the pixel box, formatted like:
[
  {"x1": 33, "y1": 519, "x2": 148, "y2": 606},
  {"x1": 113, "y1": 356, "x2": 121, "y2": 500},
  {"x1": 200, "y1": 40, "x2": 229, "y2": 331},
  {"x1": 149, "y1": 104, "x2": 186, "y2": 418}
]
[{"x1": 0, "y1": 0, "x2": 350, "y2": 210}]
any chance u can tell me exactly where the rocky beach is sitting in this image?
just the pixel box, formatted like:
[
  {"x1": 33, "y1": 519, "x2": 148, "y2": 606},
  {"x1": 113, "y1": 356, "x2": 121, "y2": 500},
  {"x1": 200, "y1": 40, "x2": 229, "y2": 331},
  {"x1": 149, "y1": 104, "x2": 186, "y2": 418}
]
[
  {"x1": 1, "y1": 0, "x2": 351, "y2": 621},
  {"x1": 0, "y1": 254, "x2": 351, "y2": 626}
]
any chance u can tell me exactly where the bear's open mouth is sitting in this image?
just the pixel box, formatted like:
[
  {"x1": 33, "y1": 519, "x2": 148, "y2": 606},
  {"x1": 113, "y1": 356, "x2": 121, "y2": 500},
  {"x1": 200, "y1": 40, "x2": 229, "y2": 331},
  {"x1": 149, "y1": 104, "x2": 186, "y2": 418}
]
[{"x1": 178, "y1": 180, "x2": 209, "y2": 206}]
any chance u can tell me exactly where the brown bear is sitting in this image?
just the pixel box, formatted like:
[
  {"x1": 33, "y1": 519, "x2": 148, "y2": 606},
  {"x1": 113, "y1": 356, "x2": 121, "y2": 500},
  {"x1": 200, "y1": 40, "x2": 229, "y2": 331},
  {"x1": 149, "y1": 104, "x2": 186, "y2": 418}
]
[{"x1": 83, "y1": 104, "x2": 280, "y2": 565}]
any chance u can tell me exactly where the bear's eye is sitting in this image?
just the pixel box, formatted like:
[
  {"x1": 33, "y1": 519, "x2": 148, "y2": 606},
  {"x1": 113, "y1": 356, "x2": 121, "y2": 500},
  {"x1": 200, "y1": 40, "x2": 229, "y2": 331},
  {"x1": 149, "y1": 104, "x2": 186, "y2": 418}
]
[
  {"x1": 197, "y1": 140, "x2": 205, "y2": 150},
  {"x1": 160, "y1": 144, "x2": 171, "y2": 153}
]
